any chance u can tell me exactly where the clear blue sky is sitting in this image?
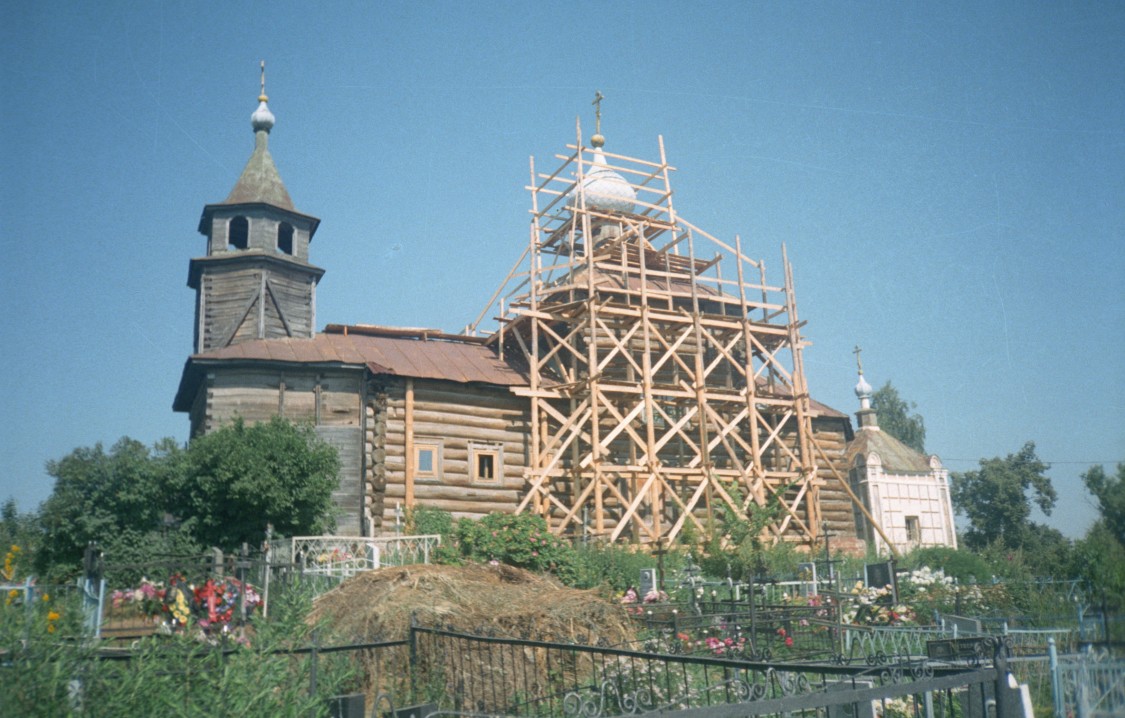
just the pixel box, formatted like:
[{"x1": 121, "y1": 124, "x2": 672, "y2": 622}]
[{"x1": 2, "y1": 1, "x2": 1122, "y2": 539}]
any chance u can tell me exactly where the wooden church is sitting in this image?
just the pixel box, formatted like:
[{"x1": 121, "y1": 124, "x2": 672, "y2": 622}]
[{"x1": 175, "y1": 78, "x2": 931, "y2": 552}]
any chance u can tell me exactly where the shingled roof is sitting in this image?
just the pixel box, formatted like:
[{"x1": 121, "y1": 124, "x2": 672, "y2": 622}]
[
  {"x1": 845, "y1": 427, "x2": 934, "y2": 473},
  {"x1": 222, "y1": 130, "x2": 295, "y2": 210}
]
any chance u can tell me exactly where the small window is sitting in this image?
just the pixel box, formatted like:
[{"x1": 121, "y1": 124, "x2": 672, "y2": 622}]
[
  {"x1": 229, "y1": 216, "x2": 249, "y2": 250},
  {"x1": 470, "y1": 443, "x2": 502, "y2": 484},
  {"x1": 477, "y1": 453, "x2": 495, "y2": 480},
  {"x1": 278, "y1": 222, "x2": 294, "y2": 255},
  {"x1": 905, "y1": 516, "x2": 921, "y2": 544},
  {"x1": 414, "y1": 441, "x2": 441, "y2": 481}
]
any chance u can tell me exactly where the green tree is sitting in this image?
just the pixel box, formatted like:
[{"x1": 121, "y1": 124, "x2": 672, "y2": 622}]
[
  {"x1": 1083, "y1": 463, "x2": 1125, "y2": 546},
  {"x1": 0, "y1": 498, "x2": 40, "y2": 564},
  {"x1": 871, "y1": 381, "x2": 926, "y2": 453},
  {"x1": 1074, "y1": 521, "x2": 1125, "y2": 614},
  {"x1": 951, "y1": 441, "x2": 1056, "y2": 551},
  {"x1": 36, "y1": 437, "x2": 182, "y2": 579},
  {"x1": 33, "y1": 418, "x2": 340, "y2": 577},
  {"x1": 175, "y1": 417, "x2": 339, "y2": 550}
]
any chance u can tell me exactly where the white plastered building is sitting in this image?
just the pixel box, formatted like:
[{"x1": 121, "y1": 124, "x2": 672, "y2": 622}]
[{"x1": 846, "y1": 367, "x2": 958, "y2": 555}]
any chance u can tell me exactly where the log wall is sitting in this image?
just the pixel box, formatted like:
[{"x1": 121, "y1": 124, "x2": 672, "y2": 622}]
[
  {"x1": 199, "y1": 366, "x2": 365, "y2": 535},
  {"x1": 203, "y1": 367, "x2": 361, "y2": 430},
  {"x1": 367, "y1": 378, "x2": 531, "y2": 530},
  {"x1": 810, "y1": 415, "x2": 862, "y2": 541},
  {"x1": 192, "y1": 361, "x2": 860, "y2": 546}
]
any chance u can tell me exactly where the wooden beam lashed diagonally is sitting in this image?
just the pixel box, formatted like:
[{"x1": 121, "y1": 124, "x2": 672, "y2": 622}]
[{"x1": 477, "y1": 126, "x2": 850, "y2": 547}]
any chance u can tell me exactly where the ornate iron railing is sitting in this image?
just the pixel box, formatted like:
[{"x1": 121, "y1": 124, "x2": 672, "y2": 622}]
[
  {"x1": 409, "y1": 622, "x2": 1000, "y2": 718},
  {"x1": 290, "y1": 534, "x2": 441, "y2": 577},
  {"x1": 843, "y1": 624, "x2": 957, "y2": 662}
]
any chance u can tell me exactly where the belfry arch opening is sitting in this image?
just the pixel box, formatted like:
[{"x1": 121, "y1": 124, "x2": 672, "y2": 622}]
[
  {"x1": 228, "y1": 216, "x2": 249, "y2": 250},
  {"x1": 278, "y1": 221, "x2": 294, "y2": 255}
]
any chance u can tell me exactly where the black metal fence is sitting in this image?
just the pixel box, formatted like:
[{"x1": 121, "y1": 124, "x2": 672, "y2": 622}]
[
  {"x1": 629, "y1": 601, "x2": 842, "y2": 662},
  {"x1": 8, "y1": 615, "x2": 1022, "y2": 718},
  {"x1": 406, "y1": 622, "x2": 1011, "y2": 718}
]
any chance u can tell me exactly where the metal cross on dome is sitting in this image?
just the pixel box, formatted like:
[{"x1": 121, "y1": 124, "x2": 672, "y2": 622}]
[{"x1": 592, "y1": 90, "x2": 604, "y2": 135}]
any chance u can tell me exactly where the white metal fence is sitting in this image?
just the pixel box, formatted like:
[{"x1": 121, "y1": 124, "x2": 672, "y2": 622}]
[
  {"x1": 1054, "y1": 647, "x2": 1125, "y2": 718},
  {"x1": 290, "y1": 535, "x2": 441, "y2": 578}
]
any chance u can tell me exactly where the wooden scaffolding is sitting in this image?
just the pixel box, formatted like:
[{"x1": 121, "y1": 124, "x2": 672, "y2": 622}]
[{"x1": 470, "y1": 126, "x2": 826, "y2": 545}]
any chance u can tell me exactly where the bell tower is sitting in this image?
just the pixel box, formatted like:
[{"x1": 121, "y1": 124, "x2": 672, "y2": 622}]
[{"x1": 189, "y1": 63, "x2": 324, "y2": 353}]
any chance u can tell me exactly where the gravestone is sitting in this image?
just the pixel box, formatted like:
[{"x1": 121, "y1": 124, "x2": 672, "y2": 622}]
[{"x1": 864, "y1": 562, "x2": 892, "y2": 589}]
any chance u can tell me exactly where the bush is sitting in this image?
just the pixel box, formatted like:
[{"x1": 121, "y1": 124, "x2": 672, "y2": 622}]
[
  {"x1": 404, "y1": 506, "x2": 461, "y2": 564},
  {"x1": 406, "y1": 506, "x2": 455, "y2": 538},
  {"x1": 700, "y1": 537, "x2": 807, "y2": 583},
  {"x1": 99, "y1": 525, "x2": 205, "y2": 586},
  {"x1": 903, "y1": 546, "x2": 993, "y2": 584},
  {"x1": 568, "y1": 541, "x2": 681, "y2": 592},
  {"x1": 455, "y1": 512, "x2": 576, "y2": 579}
]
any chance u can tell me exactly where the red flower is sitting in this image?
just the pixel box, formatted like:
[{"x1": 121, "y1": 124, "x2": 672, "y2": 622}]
[{"x1": 785, "y1": 636, "x2": 794, "y2": 647}]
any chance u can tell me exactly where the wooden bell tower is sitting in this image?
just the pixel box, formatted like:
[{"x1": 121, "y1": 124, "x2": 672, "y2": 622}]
[{"x1": 189, "y1": 63, "x2": 323, "y2": 353}]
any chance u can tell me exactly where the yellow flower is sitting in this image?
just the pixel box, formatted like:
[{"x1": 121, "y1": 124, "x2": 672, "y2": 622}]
[
  {"x1": 10, "y1": 545, "x2": 20, "y2": 553},
  {"x1": 171, "y1": 592, "x2": 190, "y2": 623},
  {"x1": 47, "y1": 624, "x2": 56, "y2": 633},
  {"x1": 7, "y1": 589, "x2": 17, "y2": 599},
  {"x1": 41, "y1": 593, "x2": 50, "y2": 602},
  {"x1": 47, "y1": 611, "x2": 61, "y2": 622}
]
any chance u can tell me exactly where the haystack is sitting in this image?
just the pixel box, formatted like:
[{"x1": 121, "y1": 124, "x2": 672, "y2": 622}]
[{"x1": 308, "y1": 562, "x2": 635, "y2": 644}]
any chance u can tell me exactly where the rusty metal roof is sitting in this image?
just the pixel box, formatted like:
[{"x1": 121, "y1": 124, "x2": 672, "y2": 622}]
[
  {"x1": 173, "y1": 326, "x2": 530, "y2": 411},
  {"x1": 808, "y1": 397, "x2": 847, "y2": 419},
  {"x1": 200, "y1": 329, "x2": 527, "y2": 384},
  {"x1": 174, "y1": 323, "x2": 848, "y2": 423}
]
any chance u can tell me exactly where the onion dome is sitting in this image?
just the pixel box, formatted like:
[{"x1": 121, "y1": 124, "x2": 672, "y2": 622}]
[
  {"x1": 251, "y1": 97, "x2": 275, "y2": 132},
  {"x1": 569, "y1": 90, "x2": 636, "y2": 214},
  {"x1": 852, "y1": 345, "x2": 877, "y2": 427},
  {"x1": 854, "y1": 372, "x2": 872, "y2": 400},
  {"x1": 571, "y1": 145, "x2": 636, "y2": 213},
  {"x1": 251, "y1": 59, "x2": 276, "y2": 132}
]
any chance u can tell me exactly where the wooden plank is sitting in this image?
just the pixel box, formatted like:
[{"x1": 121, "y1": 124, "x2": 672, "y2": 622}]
[
  {"x1": 404, "y1": 378, "x2": 414, "y2": 508},
  {"x1": 315, "y1": 426, "x2": 364, "y2": 536}
]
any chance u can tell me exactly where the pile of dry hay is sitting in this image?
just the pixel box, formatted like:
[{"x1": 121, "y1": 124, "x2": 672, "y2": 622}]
[{"x1": 308, "y1": 562, "x2": 636, "y2": 644}]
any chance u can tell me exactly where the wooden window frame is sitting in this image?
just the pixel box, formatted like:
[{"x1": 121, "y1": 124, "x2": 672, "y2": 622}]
[
  {"x1": 905, "y1": 515, "x2": 921, "y2": 544},
  {"x1": 414, "y1": 439, "x2": 442, "y2": 482},
  {"x1": 470, "y1": 442, "x2": 502, "y2": 485}
]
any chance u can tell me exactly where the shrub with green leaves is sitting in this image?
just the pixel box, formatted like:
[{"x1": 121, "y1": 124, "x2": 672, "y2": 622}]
[
  {"x1": 567, "y1": 541, "x2": 682, "y2": 592},
  {"x1": 455, "y1": 512, "x2": 576, "y2": 579},
  {"x1": 405, "y1": 506, "x2": 461, "y2": 564},
  {"x1": 902, "y1": 546, "x2": 992, "y2": 585}
]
